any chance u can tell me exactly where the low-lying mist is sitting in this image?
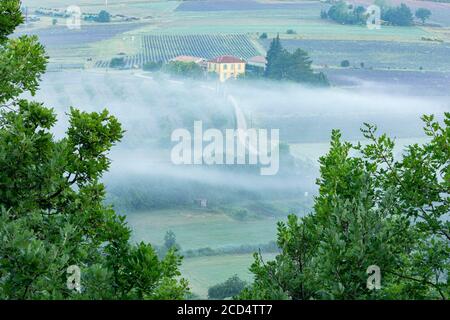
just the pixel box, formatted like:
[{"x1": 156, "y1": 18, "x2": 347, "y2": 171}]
[{"x1": 29, "y1": 70, "x2": 449, "y2": 213}]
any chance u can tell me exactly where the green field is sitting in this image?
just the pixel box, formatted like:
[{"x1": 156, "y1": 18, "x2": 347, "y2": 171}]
[
  {"x1": 126, "y1": 209, "x2": 282, "y2": 297},
  {"x1": 20, "y1": 0, "x2": 445, "y2": 68},
  {"x1": 181, "y1": 253, "x2": 277, "y2": 298},
  {"x1": 133, "y1": 9, "x2": 431, "y2": 42},
  {"x1": 126, "y1": 209, "x2": 281, "y2": 250}
]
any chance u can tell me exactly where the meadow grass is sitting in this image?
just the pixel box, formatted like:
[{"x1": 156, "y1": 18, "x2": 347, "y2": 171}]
[
  {"x1": 127, "y1": 209, "x2": 280, "y2": 250},
  {"x1": 126, "y1": 208, "x2": 282, "y2": 297},
  {"x1": 181, "y1": 253, "x2": 277, "y2": 298},
  {"x1": 132, "y1": 9, "x2": 431, "y2": 42}
]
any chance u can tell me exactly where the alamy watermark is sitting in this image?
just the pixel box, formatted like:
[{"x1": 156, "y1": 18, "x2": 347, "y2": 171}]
[
  {"x1": 66, "y1": 6, "x2": 81, "y2": 30},
  {"x1": 366, "y1": 5, "x2": 381, "y2": 30},
  {"x1": 366, "y1": 265, "x2": 382, "y2": 290},
  {"x1": 66, "y1": 265, "x2": 81, "y2": 293},
  {"x1": 171, "y1": 121, "x2": 280, "y2": 176}
]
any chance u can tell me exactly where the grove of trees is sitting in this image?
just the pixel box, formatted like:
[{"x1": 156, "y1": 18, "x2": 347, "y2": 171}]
[
  {"x1": 382, "y1": 3, "x2": 414, "y2": 26},
  {"x1": 110, "y1": 57, "x2": 126, "y2": 68},
  {"x1": 264, "y1": 35, "x2": 329, "y2": 86},
  {"x1": 323, "y1": 1, "x2": 420, "y2": 27},
  {"x1": 324, "y1": 2, "x2": 367, "y2": 25},
  {"x1": 208, "y1": 275, "x2": 247, "y2": 299},
  {"x1": 162, "y1": 61, "x2": 205, "y2": 79}
]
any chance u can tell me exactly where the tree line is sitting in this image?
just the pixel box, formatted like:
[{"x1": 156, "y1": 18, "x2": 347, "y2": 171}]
[{"x1": 321, "y1": 1, "x2": 432, "y2": 26}]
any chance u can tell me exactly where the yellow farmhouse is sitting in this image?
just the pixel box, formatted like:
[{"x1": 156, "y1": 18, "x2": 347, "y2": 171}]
[{"x1": 207, "y1": 55, "x2": 246, "y2": 82}]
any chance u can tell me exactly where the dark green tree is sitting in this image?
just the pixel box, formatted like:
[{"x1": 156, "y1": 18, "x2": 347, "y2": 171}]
[
  {"x1": 164, "y1": 230, "x2": 181, "y2": 252},
  {"x1": 0, "y1": 0, "x2": 189, "y2": 300},
  {"x1": 264, "y1": 34, "x2": 283, "y2": 78},
  {"x1": 415, "y1": 8, "x2": 432, "y2": 23},
  {"x1": 264, "y1": 37, "x2": 328, "y2": 86},
  {"x1": 110, "y1": 57, "x2": 125, "y2": 69},
  {"x1": 285, "y1": 48, "x2": 328, "y2": 85},
  {"x1": 382, "y1": 4, "x2": 414, "y2": 26},
  {"x1": 327, "y1": 1, "x2": 367, "y2": 25},
  {"x1": 96, "y1": 10, "x2": 111, "y2": 23},
  {"x1": 341, "y1": 60, "x2": 350, "y2": 67},
  {"x1": 208, "y1": 275, "x2": 247, "y2": 299}
]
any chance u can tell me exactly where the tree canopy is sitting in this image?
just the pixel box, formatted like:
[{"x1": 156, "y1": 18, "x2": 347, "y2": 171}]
[
  {"x1": 382, "y1": 4, "x2": 414, "y2": 26},
  {"x1": 240, "y1": 115, "x2": 450, "y2": 300},
  {"x1": 326, "y1": 1, "x2": 367, "y2": 25},
  {"x1": 208, "y1": 275, "x2": 247, "y2": 299},
  {"x1": 0, "y1": 0, "x2": 189, "y2": 299},
  {"x1": 324, "y1": 1, "x2": 415, "y2": 27},
  {"x1": 415, "y1": 8, "x2": 432, "y2": 24},
  {"x1": 264, "y1": 35, "x2": 329, "y2": 86}
]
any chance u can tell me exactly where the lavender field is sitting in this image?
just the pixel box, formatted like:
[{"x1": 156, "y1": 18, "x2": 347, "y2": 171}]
[
  {"x1": 175, "y1": 0, "x2": 323, "y2": 11},
  {"x1": 14, "y1": 22, "x2": 145, "y2": 47},
  {"x1": 95, "y1": 34, "x2": 261, "y2": 68}
]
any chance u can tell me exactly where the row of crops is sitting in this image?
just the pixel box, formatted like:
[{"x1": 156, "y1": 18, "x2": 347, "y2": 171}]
[{"x1": 95, "y1": 34, "x2": 261, "y2": 69}]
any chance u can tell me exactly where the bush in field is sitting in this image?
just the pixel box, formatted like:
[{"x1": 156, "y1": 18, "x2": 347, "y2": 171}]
[
  {"x1": 415, "y1": 8, "x2": 432, "y2": 23},
  {"x1": 259, "y1": 32, "x2": 268, "y2": 39},
  {"x1": 231, "y1": 208, "x2": 250, "y2": 221},
  {"x1": 286, "y1": 29, "x2": 296, "y2": 34},
  {"x1": 110, "y1": 57, "x2": 125, "y2": 68},
  {"x1": 208, "y1": 275, "x2": 247, "y2": 299},
  {"x1": 156, "y1": 230, "x2": 182, "y2": 258},
  {"x1": 341, "y1": 60, "x2": 350, "y2": 67},
  {"x1": 96, "y1": 10, "x2": 111, "y2": 23},
  {"x1": 164, "y1": 230, "x2": 181, "y2": 252}
]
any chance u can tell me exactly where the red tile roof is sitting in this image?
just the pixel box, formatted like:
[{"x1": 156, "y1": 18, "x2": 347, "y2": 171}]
[{"x1": 208, "y1": 55, "x2": 245, "y2": 64}]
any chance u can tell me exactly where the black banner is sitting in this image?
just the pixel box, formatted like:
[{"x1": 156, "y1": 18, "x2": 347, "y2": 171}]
[{"x1": 1, "y1": 300, "x2": 447, "y2": 319}]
